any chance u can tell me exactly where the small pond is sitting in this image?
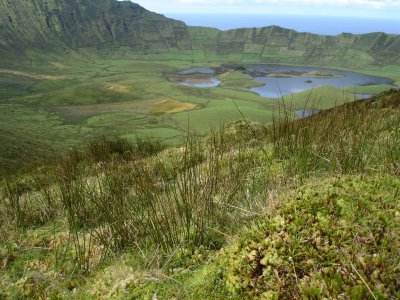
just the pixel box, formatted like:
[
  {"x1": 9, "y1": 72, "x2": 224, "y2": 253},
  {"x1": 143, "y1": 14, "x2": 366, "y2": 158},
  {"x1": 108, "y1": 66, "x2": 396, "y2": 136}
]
[
  {"x1": 353, "y1": 94, "x2": 375, "y2": 100},
  {"x1": 179, "y1": 67, "x2": 215, "y2": 75},
  {"x1": 295, "y1": 109, "x2": 321, "y2": 118},
  {"x1": 177, "y1": 67, "x2": 221, "y2": 88}
]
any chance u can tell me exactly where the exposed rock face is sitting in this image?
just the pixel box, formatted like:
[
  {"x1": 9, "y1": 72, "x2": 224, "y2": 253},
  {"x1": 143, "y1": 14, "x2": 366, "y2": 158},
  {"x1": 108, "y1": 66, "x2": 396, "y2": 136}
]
[
  {"x1": 202, "y1": 26, "x2": 400, "y2": 66},
  {"x1": 0, "y1": 0, "x2": 399, "y2": 66},
  {"x1": 0, "y1": 0, "x2": 189, "y2": 58}
]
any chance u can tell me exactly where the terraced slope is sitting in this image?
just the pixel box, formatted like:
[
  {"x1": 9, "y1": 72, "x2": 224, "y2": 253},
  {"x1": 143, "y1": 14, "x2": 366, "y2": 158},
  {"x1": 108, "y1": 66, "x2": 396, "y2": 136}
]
[
  {"x1": 191, "y1": 27, "x2": 400, "y2": 66},
  {"x1": 0, "y1": 0, "x2": 400, "y2": 67}
]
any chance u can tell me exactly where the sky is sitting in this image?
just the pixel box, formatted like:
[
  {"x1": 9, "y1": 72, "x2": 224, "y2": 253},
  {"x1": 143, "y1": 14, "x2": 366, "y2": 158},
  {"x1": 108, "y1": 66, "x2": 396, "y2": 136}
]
[{"x1": 130, "y1": 0, "x2": 400, "y2": 18}]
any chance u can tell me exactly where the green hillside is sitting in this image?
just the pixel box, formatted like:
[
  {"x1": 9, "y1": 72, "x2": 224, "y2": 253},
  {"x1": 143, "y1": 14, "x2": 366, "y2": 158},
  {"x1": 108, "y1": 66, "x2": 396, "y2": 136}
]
[
  {"x1": 0, "y1": 90, "x2": 399, "y2": 298},
  {"x1": 1, "y1": 0, "x2": 400, "y2": 67}
]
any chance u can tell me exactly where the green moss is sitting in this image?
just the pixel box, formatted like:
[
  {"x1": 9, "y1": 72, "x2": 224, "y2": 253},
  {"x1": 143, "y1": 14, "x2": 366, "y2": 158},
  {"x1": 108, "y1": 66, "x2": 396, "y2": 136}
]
[{"x1": 220, "y1": 175, "x2": 400, "y2": 299}]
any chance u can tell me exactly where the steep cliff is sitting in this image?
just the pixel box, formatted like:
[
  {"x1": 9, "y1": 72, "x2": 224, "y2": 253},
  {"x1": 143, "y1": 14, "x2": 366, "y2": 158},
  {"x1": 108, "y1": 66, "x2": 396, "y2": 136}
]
[
  {"x1": 0, "y1": 0, "x2": 189, "y2": 61},
  {"x1": 0, "y1": 0, "x2": 399, "y2": 67}
]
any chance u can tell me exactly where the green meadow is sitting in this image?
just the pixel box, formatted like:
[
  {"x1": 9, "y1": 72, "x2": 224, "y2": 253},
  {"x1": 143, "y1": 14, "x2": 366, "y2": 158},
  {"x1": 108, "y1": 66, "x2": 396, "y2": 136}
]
[{"x1": 1, "y1": 54, "x2": 399, "y2": 174}]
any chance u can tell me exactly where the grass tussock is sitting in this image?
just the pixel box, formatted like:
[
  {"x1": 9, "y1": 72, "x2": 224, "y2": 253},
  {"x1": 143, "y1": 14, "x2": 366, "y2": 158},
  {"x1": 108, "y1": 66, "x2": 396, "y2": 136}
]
[
  {"x1": 270, "y1": 90, "x2": 400, "y2": 178},
  {"x1": 0, "y1": 89, "x2": 399, "y2": 298}
]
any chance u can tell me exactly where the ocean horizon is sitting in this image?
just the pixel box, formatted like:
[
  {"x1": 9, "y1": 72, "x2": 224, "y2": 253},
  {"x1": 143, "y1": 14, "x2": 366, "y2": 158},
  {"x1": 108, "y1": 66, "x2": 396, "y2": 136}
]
[{"x1": 166, "y1": 14, "x2": 400, "y2": 36}]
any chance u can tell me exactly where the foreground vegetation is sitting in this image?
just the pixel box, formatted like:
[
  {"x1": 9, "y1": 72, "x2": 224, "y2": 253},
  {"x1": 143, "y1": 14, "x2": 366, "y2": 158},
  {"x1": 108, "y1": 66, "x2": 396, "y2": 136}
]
[{"x1": 0, "y1": 89, "x2": 399, "y2": 299}]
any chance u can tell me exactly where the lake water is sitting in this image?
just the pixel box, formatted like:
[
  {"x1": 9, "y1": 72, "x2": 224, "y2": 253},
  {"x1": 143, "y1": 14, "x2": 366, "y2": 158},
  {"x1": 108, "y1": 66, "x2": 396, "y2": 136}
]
[
  {"x1": 177, "y1": 64, "x2": 393, "y2": 98},
  {"x1": 180, "y1": 78, "x2": 221, "y2": 88},
  {"x1": 245, "y1": 64, "x2": 393, "y2": 98},
  {"x1": 178, "y1": 67, "x2": 221, "y2": 88},
  {"x1": 179, "y1": 67, "x2": 215, "y2": 75},
  {"x1": 167, "y1": 14, "x2": 400, "y2": 35},
  {"x1": 296, "y1": 109, "x2": 321, "y2": 118},
  {"x1": 353, "y1": 94, "x2": 374, "y2": 99}
]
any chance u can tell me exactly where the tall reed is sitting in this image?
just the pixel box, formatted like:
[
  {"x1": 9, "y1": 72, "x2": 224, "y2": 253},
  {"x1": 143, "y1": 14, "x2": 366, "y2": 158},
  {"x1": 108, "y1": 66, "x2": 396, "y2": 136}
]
[
  {"x1": 271, "y1": 95, "x2": 400, "y2": 178},
  {"x1": 83, "y1": 132, "x2": 256, "y2": 253}
]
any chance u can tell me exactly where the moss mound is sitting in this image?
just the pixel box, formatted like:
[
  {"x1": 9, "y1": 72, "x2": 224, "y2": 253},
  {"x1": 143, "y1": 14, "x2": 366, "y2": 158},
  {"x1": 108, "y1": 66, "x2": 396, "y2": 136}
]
[{"x1": 222, "y1": 175, "x2": 400, "y2": 299}]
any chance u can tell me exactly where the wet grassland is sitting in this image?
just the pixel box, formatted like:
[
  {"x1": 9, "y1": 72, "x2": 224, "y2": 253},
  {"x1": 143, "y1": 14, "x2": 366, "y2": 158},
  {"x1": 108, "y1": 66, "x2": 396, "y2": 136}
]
[{"x1": 1, "y1": 55, "x2": 399, "y2": 174}]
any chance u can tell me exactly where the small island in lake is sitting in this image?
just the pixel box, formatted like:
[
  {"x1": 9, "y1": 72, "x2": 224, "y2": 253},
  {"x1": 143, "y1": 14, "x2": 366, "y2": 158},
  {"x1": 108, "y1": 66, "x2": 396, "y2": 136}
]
[
  {"x1": 267, "y1": 70, "x2": 344, "y2": 78},
  {"x1": 303, "y1": 70, "x2": 345, "y2": 78}
]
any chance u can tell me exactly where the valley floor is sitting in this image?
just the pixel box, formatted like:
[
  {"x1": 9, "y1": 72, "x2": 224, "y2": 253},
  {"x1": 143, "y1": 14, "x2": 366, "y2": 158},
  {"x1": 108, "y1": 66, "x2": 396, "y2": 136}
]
[{"x1": 1, "y1": 55, "x2": 399, "y2": 174}]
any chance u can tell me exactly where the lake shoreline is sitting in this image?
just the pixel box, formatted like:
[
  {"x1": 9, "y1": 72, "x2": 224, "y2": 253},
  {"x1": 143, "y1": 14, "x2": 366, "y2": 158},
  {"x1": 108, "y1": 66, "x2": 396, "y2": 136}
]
[{"x1": 173, "y1": 63, "x2": 394, "y2": 98}]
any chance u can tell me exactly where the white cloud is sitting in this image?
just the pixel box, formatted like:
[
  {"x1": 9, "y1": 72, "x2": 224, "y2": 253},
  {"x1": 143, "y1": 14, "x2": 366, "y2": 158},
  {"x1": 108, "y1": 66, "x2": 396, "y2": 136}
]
[
  {"x1": 131, "y1": 0, "x2": 400, "y2": 16},
  {"x1": 178, "y1": 0, "x2": 244, "y2": 3},
  {"x1": 177, "y1": 0, "x2": 400, "y2": 8},
  {"x1": 256, "y1": 0, "x2": 400, "y2": 9}
]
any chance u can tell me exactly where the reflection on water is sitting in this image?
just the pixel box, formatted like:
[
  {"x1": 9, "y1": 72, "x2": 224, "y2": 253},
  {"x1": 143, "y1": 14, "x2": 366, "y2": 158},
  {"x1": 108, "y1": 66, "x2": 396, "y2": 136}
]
[
  {"x1": 180, "y1": 78, "x2": 221, "y2": 88},
  {"x1": 179, "y1": 67, "x2": 215, "y2": 75},
  {"x1": 178, "y1": 67, "x2": 221, "y2": 88},
  {"x1": 244, "y1": 64, "x2": 393, "y2": 98},
  {"x1": 177, "y1": 64, "x2": 393, "y2": 96},
  {"x1": 353, "y1": 94, "x2": 374, "y2": 99}
]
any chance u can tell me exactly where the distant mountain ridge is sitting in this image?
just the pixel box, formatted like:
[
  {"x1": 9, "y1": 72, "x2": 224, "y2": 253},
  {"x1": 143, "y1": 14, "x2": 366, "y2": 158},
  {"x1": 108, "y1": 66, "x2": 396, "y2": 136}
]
[
  {"x1": 0, "y1": 0, "x2": 400, "y2": 67},
  {"x1": 0, "y1": 0, "x2": 187, "y2": 56}
]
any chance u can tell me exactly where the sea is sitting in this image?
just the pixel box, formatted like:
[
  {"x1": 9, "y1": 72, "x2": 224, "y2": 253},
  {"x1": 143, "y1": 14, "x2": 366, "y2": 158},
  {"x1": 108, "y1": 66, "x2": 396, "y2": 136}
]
[{"x1": 166, "y1": 14, "x2": 400, "y2": 35}]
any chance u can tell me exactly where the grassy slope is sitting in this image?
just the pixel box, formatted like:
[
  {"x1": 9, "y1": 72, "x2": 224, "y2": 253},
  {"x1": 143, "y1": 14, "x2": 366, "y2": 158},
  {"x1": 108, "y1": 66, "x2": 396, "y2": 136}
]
[
  {"x1": 1, "y1": 53, "x2": 399, "y2": 174},
  {"x1": 0, "y1": 105, "x2": 92, "y2": 175},
  {"x1": 0, "y1": 90, "x2": 399, "y2": 299}
]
